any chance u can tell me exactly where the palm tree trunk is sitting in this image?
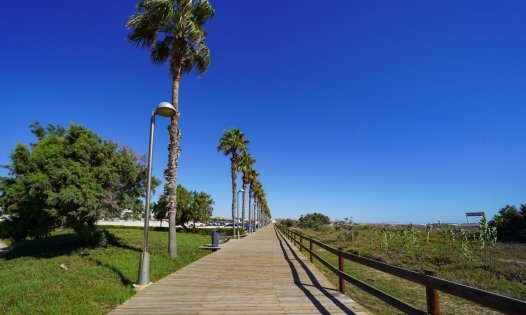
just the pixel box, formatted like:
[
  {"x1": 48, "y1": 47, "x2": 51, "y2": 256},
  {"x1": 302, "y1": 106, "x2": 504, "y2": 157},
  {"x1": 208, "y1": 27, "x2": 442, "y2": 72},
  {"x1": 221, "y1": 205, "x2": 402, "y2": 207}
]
[
  {"x1": 230, "y1": 157, "x2": 237, "y2": 236},
  {"x1": 167, "y1": 63, "x2": 182, "y2": 259},
  {"x1": 258, "y1": 201, "x2": 261, "y2": 229},
  {"x1": 241, "y1": 182, "x2": 246, "y2": 233},
  {"x1": 248, "y1": 189, "x2": 252, "y2": 233}
]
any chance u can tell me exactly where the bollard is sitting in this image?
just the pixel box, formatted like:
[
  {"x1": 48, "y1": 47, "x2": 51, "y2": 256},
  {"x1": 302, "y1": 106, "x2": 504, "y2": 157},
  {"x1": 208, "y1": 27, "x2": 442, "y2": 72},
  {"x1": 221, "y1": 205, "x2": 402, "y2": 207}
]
[
  {"x1": 425, "y1": 270, "x2": 440, "y2": 315},
  {"x1": 211, "y1": 228, "x2": 219, "y2": 247}
]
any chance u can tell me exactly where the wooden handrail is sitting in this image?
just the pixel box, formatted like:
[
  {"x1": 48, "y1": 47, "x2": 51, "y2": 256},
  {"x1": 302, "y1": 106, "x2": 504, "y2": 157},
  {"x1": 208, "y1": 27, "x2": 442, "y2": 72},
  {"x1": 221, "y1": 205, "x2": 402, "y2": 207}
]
[
  {"x1": 281, "y1": 227, "x2": 426, "y2": 314},
  {"x1": 277, "y1": 225, "x2": 526, "y2": 315}
]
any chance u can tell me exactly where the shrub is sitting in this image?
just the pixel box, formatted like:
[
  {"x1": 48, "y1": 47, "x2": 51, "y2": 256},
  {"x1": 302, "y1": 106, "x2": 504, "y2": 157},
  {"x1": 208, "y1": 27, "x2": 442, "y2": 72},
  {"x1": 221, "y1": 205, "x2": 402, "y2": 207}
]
[
  {"x1": 298, "y1": 212, "x2": 330, "y2": 231},
  {"x1": 281, "y1": 219, "x2": 296, "y2": 228},
  {"x1": 491, "y1": 205, "x2": 526, "y2": 243},
  {"x1": 0, "y1": 123, "x2": 155, "y2": 245}
]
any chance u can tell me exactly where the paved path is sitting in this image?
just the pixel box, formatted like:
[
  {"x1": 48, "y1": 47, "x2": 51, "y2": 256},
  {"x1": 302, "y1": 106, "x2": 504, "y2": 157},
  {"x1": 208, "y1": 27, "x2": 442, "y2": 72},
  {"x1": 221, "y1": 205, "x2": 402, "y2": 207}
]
[
  {"x1": 0, "y1": 240, "x2": 10, "y2": 256},
  {"x1": 111, "y1": 225, "x2": 368, "y2": 315}
]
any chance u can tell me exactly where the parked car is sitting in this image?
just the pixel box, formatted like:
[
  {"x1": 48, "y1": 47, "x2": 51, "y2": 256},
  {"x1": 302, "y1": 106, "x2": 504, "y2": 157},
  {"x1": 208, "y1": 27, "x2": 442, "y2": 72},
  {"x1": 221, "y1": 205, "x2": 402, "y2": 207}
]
[{"x1": 184, "y1": 221, "x2": 205, "y2": 228}]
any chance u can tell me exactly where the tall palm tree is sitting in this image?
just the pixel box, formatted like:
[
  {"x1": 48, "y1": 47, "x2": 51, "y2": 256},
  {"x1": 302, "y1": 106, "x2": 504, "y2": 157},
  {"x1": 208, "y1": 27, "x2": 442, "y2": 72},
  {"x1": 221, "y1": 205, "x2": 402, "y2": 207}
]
[
  {"x1": 217, "y1": 128, "x2": 249, "y2": 234},
  {"x1": 238, "y1": 151, "x2": 255, "y2": 231},
  {"x1": 252, "y1": 180, "x2": 264, "y2": 229},
  {"x1": 246, "y1": 168, "x2": 259, "y2": 232},
  {"x1": 127, "y1": 0, "x2": 215, "y2": 258}
]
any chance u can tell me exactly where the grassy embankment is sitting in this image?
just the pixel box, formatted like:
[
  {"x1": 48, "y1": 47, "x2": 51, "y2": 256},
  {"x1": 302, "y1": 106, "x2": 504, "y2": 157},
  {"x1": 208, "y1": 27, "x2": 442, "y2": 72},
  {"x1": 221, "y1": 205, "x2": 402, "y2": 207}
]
[
  {"x1": 0, "y1": 227, "x2": 210, "y2": 314},
  {"x1": 289, "y1": 225, "x2": 526, "y2": 315}
]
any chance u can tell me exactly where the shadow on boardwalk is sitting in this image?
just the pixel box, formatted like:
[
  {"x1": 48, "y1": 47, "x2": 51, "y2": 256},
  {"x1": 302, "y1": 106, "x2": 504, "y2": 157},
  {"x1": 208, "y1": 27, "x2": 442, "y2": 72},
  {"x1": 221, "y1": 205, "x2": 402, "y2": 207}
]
[
  {"x1": 274, "y1": 227, "x2": 357, "y2": 314},
  {"x1": 110, "y1": 225, "x2": 368, "y2": 314}
]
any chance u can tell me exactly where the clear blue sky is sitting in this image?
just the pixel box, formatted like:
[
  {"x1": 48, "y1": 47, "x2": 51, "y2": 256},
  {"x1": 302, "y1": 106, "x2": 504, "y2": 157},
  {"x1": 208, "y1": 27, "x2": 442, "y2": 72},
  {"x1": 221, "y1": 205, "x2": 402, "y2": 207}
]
[{"x1": 1, "y1": 1, "x2": 525, "y2": 223}]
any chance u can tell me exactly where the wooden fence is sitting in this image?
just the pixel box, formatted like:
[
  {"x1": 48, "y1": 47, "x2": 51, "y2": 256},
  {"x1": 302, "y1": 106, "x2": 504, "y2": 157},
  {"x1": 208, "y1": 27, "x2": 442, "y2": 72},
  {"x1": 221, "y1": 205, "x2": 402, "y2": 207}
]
[{"x1": 277, "y1": 225, "x2": 526, "y2": 315}]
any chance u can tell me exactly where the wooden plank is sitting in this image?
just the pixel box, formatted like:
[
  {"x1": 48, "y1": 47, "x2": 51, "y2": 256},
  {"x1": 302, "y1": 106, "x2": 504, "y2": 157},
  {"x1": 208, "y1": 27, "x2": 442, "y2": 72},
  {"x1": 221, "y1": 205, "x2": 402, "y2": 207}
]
[{"x1": 110, "y1": 225, "x2": 369, "y2": 314}]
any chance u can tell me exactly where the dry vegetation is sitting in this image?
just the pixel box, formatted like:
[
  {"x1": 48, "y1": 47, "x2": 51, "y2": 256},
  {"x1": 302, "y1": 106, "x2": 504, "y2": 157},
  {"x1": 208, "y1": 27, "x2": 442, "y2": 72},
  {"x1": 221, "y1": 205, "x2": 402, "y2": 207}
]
[{"x1": 290, "y1": 223, "x2": 526, "y2": 314}]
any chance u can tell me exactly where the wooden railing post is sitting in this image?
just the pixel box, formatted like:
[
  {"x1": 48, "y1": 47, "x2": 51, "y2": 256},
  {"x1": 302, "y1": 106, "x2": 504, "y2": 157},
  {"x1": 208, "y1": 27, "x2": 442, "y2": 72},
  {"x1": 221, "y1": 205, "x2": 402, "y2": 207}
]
[
  {"x1": 425, "y1": 270, "x2": 440, "y2": 315},
  {"x1": 338, "y1": 247, "x2": 346, "y2": 294},
  {"x1": 309, "y1": 240, "x2": 313, "y2": 263},
  {"x1": 299, "y1": 235, "x2": 303, "y2": 252}
]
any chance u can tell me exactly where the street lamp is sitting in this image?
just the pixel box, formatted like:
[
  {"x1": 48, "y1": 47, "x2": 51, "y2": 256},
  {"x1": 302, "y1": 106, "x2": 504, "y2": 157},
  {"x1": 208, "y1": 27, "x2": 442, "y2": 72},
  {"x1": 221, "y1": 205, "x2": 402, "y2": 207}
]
[
  {"x1": 236, "y1": 189, "x2": 244, "y2": 239},
  {"x1": 253, "y1": 199, "x2": 258, "y2": 232},
  {"x1": 247, "y1": 191, "x2": 252, "y2": 234},
  {"x1": 136, "y1": 102, "x2": 177, "y2": 289}
]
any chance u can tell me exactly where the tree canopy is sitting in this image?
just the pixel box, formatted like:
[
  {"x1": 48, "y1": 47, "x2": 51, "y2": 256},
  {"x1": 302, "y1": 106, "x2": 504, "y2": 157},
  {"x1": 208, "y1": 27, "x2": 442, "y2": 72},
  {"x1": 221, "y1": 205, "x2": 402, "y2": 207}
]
[
  {"x1": 298, "y1": 212, "x2": 331, "y2": 231},
  {"x1": 0, "y1": 122, "x2": 156, "y2": 243},
  {"x1": 491, "y1": 204, "x2": 526, "y2": 243},
  {"x1": 153, "y1": 184, "x2": 213, "y2": 231}
]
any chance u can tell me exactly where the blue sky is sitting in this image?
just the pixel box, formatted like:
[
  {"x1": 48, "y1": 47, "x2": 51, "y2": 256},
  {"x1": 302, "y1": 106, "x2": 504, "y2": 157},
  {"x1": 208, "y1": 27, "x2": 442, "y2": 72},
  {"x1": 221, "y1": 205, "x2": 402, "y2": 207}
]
[{"x1": 1, "y1": 1, "x2": 525, "y2": 223}]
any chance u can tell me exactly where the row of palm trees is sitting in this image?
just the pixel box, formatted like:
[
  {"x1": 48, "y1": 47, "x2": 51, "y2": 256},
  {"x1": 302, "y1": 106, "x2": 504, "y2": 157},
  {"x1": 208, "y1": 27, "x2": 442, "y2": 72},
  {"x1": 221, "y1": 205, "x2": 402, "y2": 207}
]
[{"x1": 218, "y1": 128, "x2": 271, "y2": 235}]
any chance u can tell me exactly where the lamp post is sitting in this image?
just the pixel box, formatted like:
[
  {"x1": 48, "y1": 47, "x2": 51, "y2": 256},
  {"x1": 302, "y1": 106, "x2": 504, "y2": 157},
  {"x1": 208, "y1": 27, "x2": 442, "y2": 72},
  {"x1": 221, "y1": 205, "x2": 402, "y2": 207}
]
[
  {"x1": 253, "y1": 199, "x2": 257, "y2": 231},
  {"x1": 248, "y1": 190, "x2": 252, "y2": 233},
  {"x1": 136, "y1": 102, "x2": 177, "y2": 289},
  {"x1": 236, "y1": 189, "x2": 244, "y2": 239}
]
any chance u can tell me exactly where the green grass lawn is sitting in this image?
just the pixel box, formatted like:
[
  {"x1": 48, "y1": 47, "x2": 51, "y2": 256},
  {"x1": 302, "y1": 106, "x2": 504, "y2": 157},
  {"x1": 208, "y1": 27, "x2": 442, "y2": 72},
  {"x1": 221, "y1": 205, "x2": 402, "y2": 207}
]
[
  {"x1": 289, "y1": 225, "x2": 526, "y2": 315},
  {"x1": 0, "y1": 227, "x2": 210, "y2": 314}
]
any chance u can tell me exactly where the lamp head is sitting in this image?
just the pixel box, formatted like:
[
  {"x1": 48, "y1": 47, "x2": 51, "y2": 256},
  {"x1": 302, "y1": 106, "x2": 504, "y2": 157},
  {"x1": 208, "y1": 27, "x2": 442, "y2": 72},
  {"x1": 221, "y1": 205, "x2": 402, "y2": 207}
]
[{"x1": 155, "y1": 102, "x2": 176, "y2": 117}]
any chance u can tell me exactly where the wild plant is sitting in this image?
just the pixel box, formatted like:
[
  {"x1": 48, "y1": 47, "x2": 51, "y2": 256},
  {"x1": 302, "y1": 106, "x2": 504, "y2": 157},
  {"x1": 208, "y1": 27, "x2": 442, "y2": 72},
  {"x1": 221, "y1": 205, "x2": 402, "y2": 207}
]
[
  {"x1": 458, "y1": 231, "x2": 471, "y2": 259},
  {"x1": 380, "y1": 228, "x2": 392, "y2": 254},
  {"x1": 401, "y1": 224, "x2": 421, "y2": 259},
  {"x1": 479, "y1": 215, "x2": 498, "y2": 260},
  {"x1": 334, "y1": 218, "x2": 355, "y2": 242},
  {"x1": 425, "y1": 223, "x2": 432, "y2": 243},
  {"x1": 440, "y1": 226, "x2": 455, "y2": 241}
]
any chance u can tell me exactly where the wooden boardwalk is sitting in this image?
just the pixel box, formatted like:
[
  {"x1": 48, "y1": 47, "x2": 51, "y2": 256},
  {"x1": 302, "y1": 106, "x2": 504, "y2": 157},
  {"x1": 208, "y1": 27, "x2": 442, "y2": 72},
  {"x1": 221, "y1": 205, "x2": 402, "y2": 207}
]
[{"x1": 111, "y1": 225, "x2": 368, "y2": 315}]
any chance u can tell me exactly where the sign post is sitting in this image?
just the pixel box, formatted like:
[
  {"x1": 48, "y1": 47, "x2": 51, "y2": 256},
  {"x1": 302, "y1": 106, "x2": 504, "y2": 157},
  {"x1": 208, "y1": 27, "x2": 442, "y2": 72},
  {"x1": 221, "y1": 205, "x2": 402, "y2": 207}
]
[{"x1": 465, "y1": 212, "x2": 485, "y2": 223}]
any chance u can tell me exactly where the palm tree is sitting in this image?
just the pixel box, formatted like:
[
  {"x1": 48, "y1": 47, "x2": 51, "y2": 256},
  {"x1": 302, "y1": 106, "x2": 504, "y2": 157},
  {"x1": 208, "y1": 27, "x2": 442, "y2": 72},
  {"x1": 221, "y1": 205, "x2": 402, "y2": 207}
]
[
  {"x1": 217, "y1": 128, "x2": 249, "y2": 235},
  {"x1": 238, "y1": 151, "x2": 255, "y2": 231},
  {"x1": 246, "y1": 168, "x2": 259, "y2": 232},
  {"x1": 252, "y1": 180, "x2": 264, "y2": 229},
  {"x1": 127, "y1": 0, "x2": 215, "y2": 258}
]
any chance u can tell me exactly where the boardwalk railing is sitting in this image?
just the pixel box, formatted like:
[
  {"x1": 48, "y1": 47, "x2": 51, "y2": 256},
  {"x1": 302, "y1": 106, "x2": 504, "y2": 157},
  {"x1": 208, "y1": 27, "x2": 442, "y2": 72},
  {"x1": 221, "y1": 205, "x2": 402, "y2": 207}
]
[{"x1": 277, "y1": 225, "x2": 526, "y2": 315}]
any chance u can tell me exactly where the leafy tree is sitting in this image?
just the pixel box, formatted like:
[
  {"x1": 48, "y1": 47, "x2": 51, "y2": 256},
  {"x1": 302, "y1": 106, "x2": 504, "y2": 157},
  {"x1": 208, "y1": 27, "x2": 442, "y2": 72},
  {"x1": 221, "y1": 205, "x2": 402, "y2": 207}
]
[
  {"x1": 127, "y1": 0, "x2": 215, "y2": 258},
  {"x1": 492, "y1": 205, "x2": 526, "y2": 242},
  {"x1": 188, "y1": 191, "x2": 214, "y2": 232},
  {"x1": 0, "y1": 123, "x2": 155, "y2": 244},
  {"x1": 152, "y1": 184, "x2": 213, "y2": 232},
  {"x1": 237, "y1": 151, "x2": 255, "y2": 227},
  {"x1": 281, "y1": 218, "x2": 296, "y2": 228},
  {"x1": 217, "y1": 128, "x2": 249, "y2": 234},
  {"x1": 298, "y1": 212, "x2": 331, "y2": 231}
]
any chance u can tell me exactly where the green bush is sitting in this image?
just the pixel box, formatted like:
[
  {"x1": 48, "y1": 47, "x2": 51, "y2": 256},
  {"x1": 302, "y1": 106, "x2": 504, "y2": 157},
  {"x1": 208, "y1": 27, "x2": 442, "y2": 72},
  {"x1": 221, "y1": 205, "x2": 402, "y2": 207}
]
[
  {"x1": 0, "y1": 220, "x2": 9, "y2": 239},
  {"x1": 281, "y1": 219, "x2": 296, "y2": 228},
  {"x1": 298, "y1": 212, "x2": 330, "y2": 231},
  {"x1": 491, "y1": 204, "x2": 526, "y2": 243},
  {"x1": 0, "y1": 123, "x2": 156, "y2": 244}
]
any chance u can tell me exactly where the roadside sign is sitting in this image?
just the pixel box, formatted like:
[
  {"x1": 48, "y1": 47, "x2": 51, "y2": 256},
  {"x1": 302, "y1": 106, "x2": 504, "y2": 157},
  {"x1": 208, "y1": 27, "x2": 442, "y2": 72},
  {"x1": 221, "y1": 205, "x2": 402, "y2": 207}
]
[{"x1": 465, "y1": 212, "x2": 485, "y2": 223}]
